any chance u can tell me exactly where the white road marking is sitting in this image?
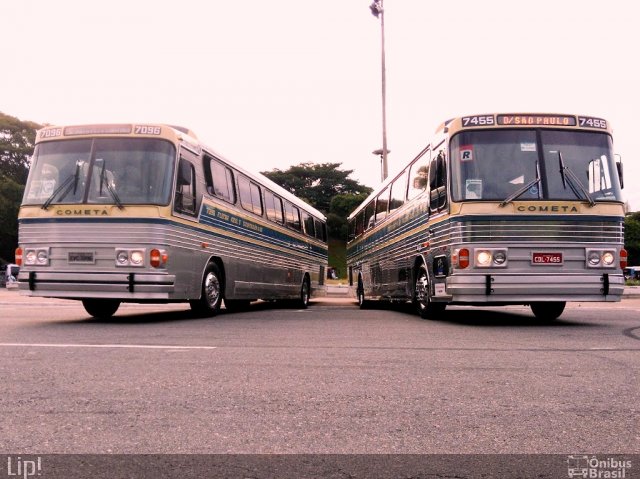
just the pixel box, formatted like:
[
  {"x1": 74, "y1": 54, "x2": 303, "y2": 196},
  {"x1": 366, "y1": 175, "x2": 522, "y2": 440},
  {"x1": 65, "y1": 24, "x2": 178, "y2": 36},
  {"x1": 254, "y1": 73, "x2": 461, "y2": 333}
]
[{"x1": 0, "y1": 343, "x2": 216, "y2": 350}]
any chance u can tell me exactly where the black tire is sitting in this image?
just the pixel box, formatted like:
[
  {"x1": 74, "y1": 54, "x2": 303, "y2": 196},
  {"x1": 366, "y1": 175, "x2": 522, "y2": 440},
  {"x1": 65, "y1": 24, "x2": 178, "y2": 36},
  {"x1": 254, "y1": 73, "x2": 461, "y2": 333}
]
[
  {"x1": 190, "y1": 262, "x2": 223, "y2": 317},
  {"x1": 414, "y1": 264, "x2": 446, "y2": 319},
  {"x1": 530, "y1": 301, "x2": 566, "y2": 321},
  {"x1": 356, "y1": 280, "x2": 368, "y2": 309},
  {"x1": 298, "y1": 277, "x2": 311, "y2": 309},
  {"x1": 82, "y1": 299, "x2": 120, "y2": 319}
]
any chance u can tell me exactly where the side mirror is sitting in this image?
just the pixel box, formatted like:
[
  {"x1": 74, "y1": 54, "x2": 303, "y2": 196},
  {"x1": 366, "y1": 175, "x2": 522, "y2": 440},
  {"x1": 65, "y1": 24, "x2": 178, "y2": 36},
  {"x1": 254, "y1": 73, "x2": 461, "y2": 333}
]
[{"x1": 615, "y1": 154, "x2": 624, "y2": 189}]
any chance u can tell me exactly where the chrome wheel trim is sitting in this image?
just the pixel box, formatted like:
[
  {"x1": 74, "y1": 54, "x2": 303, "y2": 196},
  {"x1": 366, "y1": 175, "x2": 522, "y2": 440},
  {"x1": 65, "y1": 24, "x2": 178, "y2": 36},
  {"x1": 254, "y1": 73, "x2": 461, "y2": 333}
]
[{"x1": 204, "y1": 271, "x2": 221, "y2": 308}]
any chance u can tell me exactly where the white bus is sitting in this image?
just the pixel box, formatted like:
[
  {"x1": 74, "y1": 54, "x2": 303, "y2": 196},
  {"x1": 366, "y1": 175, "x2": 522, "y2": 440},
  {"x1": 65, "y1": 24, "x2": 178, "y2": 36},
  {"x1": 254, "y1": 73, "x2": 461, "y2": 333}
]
[
  {"x1": 16, "y1": 124, "x2": 327, "y2": 319},
  {"x1": 348, "y1": 113, "x2": 626, "y2": 320}
]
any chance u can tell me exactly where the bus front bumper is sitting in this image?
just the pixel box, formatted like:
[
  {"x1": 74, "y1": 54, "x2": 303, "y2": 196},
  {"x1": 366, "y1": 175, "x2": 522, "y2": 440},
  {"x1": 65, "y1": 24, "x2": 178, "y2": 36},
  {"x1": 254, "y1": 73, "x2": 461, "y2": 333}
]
[
  {"x1": 17, "y1": 271, "x2": 176, "y2": 300},
  {"x1": 440, "y1": 273, "x2": 624, "y2": 303}
]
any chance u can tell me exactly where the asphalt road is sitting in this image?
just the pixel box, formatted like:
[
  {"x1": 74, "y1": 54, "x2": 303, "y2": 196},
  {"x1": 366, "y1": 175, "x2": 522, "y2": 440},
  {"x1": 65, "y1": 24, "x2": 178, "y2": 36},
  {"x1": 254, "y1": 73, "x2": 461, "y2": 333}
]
[{"x1": 1, "y1": 289, "x2": 639, "y2": 457}]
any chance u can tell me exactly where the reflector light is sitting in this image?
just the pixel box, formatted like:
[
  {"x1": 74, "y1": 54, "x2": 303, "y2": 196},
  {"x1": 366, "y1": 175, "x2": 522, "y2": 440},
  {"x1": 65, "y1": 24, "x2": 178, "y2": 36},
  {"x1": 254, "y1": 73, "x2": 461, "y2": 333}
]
[{"x1": 459, "y1": 248, "x2": 470, "y2": 269}]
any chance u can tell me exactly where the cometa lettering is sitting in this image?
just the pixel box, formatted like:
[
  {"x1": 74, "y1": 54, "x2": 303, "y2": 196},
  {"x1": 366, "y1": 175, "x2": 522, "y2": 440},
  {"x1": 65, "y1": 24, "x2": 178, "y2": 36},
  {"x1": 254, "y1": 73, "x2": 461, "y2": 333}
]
[
  {"x1": 56, "y1": 209, "x2": 109, "y2": 216},
  {"x1": 517, "y1": 205, "x2": 579, "y2": 213}
]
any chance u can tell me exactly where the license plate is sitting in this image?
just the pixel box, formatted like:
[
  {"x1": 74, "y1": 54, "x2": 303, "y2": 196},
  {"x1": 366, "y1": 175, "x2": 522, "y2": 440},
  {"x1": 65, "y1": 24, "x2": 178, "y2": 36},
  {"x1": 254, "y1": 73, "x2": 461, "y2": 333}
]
[
  {"x1": 532, "y1": 252, "x2": 563, "y2": 265},
  {"x1": 68, "y1": 252, "x2": 95, "y2": 264}
]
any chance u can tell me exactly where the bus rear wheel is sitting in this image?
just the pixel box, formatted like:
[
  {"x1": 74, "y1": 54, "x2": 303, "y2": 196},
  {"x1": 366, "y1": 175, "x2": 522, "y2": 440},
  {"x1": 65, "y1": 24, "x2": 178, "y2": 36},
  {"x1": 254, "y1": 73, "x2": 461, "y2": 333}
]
[
  {"x1": 530, "y1": 301, "x2": 566, "y2": 321},
  {"x1": 298, "y1": 277, "x2": 311, "y2": 309},
  {"x1": 82, "y1": 299, "x2": 120, "y2": 319},
  {"x1": 190, "y1": 262, "x2": 223, "y2": 317},
  {"x1": 414, "y1": 265, "x2": 446, "y2": 319}
]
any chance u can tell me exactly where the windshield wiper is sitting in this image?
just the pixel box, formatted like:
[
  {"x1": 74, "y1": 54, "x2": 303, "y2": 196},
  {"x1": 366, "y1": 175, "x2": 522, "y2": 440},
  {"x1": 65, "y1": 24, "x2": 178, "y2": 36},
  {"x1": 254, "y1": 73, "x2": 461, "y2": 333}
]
[
  {"x1": 499, "y1": 160, "x2": 541, "y2": 207},
  {"x1": 97, "y1": 159, "x2": 124, "y2": 209},
  {"x1": 41, "y1": 162, "x2": 81, "y2": 210},
  {"x1": 557, "y1": 151, "x2": 595, "y2": 207}
]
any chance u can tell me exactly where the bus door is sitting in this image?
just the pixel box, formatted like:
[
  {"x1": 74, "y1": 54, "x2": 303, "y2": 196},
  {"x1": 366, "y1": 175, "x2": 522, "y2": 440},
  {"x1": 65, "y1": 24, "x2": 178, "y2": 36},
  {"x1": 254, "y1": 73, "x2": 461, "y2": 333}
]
[{"x1": 172, "y1": 153, "x2": 200, "y2": 295}]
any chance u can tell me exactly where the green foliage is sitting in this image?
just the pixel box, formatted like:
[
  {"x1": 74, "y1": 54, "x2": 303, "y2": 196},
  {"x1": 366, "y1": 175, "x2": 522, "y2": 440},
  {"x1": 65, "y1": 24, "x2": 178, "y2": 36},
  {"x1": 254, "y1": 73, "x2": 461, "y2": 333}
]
[
  {"x1": 1, "y1": 111, "x2": 41, "y2": 184},
  {"x1": 625, "y1": 212, "x2": 640, "y2": 266},
  {"x1": 261, "y1": 162, "x2": 372, "y2": 214},
  {"x1": 0, "y1": 112, "x2": 41, "y2": 262},
  {"x1": 0, "y1": 177, "x2": 24, "y2": 262}
]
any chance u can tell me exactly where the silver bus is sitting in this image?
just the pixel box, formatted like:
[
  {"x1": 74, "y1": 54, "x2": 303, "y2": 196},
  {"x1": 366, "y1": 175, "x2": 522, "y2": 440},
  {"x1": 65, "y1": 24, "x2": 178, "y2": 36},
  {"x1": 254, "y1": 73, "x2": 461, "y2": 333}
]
[
  {"x1": 17, "y1": 124, "x2": 327, "y2": 318},
  {"x1": 347, "y1": 113, "x2": 626, "y2": 320}
]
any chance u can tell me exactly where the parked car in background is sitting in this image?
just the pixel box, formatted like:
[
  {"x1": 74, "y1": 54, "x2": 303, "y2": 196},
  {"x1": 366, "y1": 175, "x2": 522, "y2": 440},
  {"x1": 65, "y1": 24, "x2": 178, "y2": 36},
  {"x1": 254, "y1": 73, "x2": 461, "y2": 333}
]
[
  {"x1": 1, "y1": 264, "x2": 20, "y2": 289},
  {"x1": 624, "y1": 266, "x2": 640, "y2": 281}
]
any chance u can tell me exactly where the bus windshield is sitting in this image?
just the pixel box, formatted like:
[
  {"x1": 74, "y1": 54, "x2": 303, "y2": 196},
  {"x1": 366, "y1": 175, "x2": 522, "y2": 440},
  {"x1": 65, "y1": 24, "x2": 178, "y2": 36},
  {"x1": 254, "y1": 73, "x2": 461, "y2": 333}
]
[
  {"x1": 23, "y1": 138, "x2": 176, "y2": 207},
  {"x1": 450, "y1": 129, "x2": 622, "y2": 203}
]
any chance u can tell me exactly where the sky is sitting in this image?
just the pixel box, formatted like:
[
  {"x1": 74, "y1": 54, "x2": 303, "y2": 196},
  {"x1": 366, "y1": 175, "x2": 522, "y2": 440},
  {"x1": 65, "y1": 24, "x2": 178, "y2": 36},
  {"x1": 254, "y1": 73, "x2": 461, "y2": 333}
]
[{"x1": 3, "y1": 0, "x2": 638, "y2": 210}]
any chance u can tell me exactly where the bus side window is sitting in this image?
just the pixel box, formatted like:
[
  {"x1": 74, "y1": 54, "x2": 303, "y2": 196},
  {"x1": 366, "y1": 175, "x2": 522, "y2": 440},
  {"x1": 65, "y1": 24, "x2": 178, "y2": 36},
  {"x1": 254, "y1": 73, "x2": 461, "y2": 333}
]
[
  {"x1": 238, "y1": 176, "x2": 263, "y2": 216},
  {"x1": 364, "y1": 201, "x2": 375, "y2": 230},
  {"x1": 265, "y1": 190, "x2": 284, "y2": 224},
  {"x1": 355, "y1": 210, "x2": 365, "y2": 237},
  {"x1": 302, "y1": 211, "x2": 315, "y2": 237},
  {"x1": 408, "y1": 150, "x2": 430, "y2": 200},
  {"x1": 206, "y1": 157, "x2": 235, "y2": 204},
  {"x1": 430, "y1": 151, "x2": 447, "y2": 212},
  {"x1": 314, "y1": 218, "x2": 326, "y2": 242},
  {"x1": 348, "y1": 218, "x2": 356, "y2": 242},
  {"x1": 175, "y1": 158, "x2": 196, "y2": 215},
  {"x1": 285, "y1": 201, "x2": 301, "y2": 231},
  {"x1": 375, "y1": 188, "x2": 389, "y2": 224},
  {"x1": 389, "y1": 169, "x2": 408, "y2": 215}
]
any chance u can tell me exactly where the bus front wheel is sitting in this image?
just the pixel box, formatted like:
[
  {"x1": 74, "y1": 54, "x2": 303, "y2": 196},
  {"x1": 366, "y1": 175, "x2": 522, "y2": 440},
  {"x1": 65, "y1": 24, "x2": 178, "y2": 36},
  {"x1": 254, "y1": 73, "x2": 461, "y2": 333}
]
[
  {"x1": 190, "y1": 262, "x2": 223, "y2": 317},
  {"x1": 530, "y1": 301, "x2": 566, "y2": 321},
  {"x1": 82, "y1": 299, "x2": 120, "y2": 319},
  {"x1": 414, "y1": 265, "x2": 446, "y2": 319}
]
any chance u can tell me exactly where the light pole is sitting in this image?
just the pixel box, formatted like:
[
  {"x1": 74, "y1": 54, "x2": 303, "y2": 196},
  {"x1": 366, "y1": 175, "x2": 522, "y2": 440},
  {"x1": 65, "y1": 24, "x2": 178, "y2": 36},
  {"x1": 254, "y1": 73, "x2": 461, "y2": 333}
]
[{"x1": 370, "y1": 0, "x2": 389, "y2": 183}]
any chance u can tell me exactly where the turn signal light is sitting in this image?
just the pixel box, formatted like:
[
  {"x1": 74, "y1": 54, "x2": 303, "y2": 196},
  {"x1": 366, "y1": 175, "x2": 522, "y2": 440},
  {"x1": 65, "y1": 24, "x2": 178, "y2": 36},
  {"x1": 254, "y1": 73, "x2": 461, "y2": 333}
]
[
  {"x1": 15, "y1": 247, "x2": 23, "y2": 266},
  {"x1": 458, "y1": 248, "x2": 470, "y2": 269},
  {"x1": 620, "y1": 248, "x2": 628, "y2": 269},
  {"x1": 150, "y1": 249, "x2": 168, "y2": 268}
]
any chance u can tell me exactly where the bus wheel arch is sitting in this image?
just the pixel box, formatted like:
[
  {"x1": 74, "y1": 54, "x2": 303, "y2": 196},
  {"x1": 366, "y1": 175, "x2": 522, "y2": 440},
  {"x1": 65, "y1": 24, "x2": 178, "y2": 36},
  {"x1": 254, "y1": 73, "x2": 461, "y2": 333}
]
[
  {"x1": 413, "y1": 260, "x2": 446, "y2": 320},
  {"x1": 190, "y1": 259, "x2": 224, "y2": 317}
]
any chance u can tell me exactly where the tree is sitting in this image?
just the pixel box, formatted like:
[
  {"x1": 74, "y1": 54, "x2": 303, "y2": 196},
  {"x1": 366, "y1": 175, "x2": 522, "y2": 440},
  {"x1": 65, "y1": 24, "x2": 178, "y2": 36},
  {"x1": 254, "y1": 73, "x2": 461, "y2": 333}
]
[
  {"x1": 0, "y1": 112, "x2": 41, "y2": 263},
  {"x1": 0, "y1": 177, "x2": 24, "y2": 263},
  {"x1": 261, "y1": 162, "x2": 372, "y2": 214},
  {"x1": 625, "y1": 212, "x2": 640, "y2": 266},
  {"x1": 1, "y1": 111, "x2": 41, "y2": 184}
]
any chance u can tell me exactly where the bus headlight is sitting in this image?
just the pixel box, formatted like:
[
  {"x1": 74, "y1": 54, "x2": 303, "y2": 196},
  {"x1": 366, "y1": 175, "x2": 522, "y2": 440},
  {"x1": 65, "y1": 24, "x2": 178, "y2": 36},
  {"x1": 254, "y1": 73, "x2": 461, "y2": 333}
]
[
  {"x1": 493, "y1": 251, "x2": 507, "y2": 265},
  {"x1": 24, "y1": 248, "x2": 50, "y2": 266},
  {"x1": 25, "y1": 249, "x2": 37, "y2": 265},
  {"x1": 116, "y1": 251, "x2": 129, "y2": 265},
  {"x1": 474, "y1": 248, "x2": 508, "y2": 268},
  {"x1": 476, "y1": 250, "x2": 492, "y2": 267},
  {"x1": 130, "y1": 251, "x2": 144, "y2": 266},
  {"x1": 586, "y1": 249, "x2": 616, "y2": 268},
  {"x1": 36, "y1": 249, "x2": 49, "y2": 265},
  {"x1": 115, "y1": 248, "x2": 146, "y2": 267}
]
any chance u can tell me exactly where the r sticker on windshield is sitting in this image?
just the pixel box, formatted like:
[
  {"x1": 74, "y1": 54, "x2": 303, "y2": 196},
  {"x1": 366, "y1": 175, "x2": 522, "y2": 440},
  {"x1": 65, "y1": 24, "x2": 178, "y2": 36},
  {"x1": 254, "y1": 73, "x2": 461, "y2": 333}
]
[
  {"x1": 521, "y1": 142, "x2": 536, "y2": 152},
  {"x1": 460, "y1": 146, "x2": 473, "y2": 162}
]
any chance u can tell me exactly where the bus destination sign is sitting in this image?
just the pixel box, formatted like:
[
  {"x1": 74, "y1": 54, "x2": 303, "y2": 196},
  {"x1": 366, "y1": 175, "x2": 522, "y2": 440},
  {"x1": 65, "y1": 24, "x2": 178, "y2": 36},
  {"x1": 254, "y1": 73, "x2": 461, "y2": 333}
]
[{"x1": 497, "y1": 114, "x2": 577, "y2": 126}]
